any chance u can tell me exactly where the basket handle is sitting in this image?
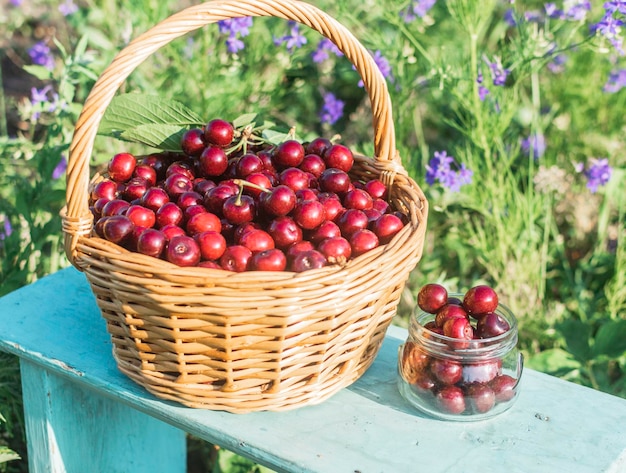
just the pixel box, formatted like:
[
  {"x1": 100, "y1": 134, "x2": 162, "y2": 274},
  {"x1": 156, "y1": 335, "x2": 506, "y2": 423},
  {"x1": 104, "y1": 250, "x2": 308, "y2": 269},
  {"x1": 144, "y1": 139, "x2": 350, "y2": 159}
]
[{"x1": 63, "y1": 0, "x2": 401, "y2": 265}]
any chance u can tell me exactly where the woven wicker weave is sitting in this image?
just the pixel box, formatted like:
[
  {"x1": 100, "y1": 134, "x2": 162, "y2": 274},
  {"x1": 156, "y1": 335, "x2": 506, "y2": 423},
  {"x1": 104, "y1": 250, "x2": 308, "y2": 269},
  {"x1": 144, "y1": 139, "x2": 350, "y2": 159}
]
[{"x1": 62, "y1": 0, "x2": 428, "y2": 412}]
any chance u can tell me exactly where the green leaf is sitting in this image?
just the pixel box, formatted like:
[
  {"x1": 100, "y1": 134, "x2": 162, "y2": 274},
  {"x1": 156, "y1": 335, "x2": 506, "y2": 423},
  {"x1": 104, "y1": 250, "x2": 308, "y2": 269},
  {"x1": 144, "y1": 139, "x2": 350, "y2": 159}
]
[
  {"x1": 23, "y1": 65, "x2": 54, "y2": 81},
  {"x1": 0, "y1": 446, "x2": 21, "y2": 464},
  {"x1": 593, "y1": 320, "x2": 626, "y2": 358},
  {"x1": 99, "y1": 94, "x2": 204, "y2": 151},
  {"x1": 262, "y1": 129, "x2": 294, "y2": 145},
  {"x1": 525, "y1": 348, "x2": 581, "y2": 377},
  {"x1": 233, "y1": 113, "x2": 259, "y2": 129},
  {"x1": 116, "y1": 124, "x2": 189, "y2": 151},
  {"x1": 556, "y1": 319, "x2": 592, "y2": 363}
]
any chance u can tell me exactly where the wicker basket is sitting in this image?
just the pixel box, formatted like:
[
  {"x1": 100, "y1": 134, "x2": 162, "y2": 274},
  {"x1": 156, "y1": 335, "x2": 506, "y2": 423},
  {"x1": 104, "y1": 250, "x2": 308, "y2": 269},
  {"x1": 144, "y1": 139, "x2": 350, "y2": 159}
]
[{"x1": 62, "y1": 0, "x2": 428, "y2": 412}]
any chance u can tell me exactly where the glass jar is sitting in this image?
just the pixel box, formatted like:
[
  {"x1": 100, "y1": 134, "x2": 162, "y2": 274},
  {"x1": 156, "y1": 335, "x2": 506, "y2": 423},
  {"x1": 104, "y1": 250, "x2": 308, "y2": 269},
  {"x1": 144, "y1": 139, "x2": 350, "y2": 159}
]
[{"x1": 398, "y1": 296, "x2": 523, "y2": 421}]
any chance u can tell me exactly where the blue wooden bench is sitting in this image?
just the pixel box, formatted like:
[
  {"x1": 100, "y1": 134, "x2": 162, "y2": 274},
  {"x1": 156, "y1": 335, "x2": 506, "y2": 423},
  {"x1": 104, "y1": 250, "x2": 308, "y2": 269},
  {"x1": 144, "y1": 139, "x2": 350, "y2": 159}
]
[{"x1": 1, "y1": 266, "x2": 626, "y2": 472}]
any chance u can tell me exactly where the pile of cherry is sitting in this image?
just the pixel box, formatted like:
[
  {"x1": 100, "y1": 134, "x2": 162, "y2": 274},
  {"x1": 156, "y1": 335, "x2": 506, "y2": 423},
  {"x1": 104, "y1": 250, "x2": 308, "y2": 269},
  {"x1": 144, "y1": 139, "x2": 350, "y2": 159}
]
[
  {"x1": 89, "y1": 118, "x2": 406, "y2": 272},
  {"x1": 400, "y1": 284, "x2": 517, "y2": 416}
]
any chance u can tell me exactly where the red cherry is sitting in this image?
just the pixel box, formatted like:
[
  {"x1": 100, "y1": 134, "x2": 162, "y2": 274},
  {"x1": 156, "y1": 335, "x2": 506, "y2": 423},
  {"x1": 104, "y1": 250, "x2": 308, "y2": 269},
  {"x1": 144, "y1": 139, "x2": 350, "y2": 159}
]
[
  {"x1": 349, "y1": 229, "x2": 379, "y2": 257},
  {"x1": 307, "y1": 220, "x2": 341, "y2": 245},
  {"x1": 279, "y1": 167, "x2": 310, "y2": 192},
  {"x1": 323, "y1": 144, "x2": 354, "y2": 172},
  {"x1": 249, "y1": 249, "x2": 287, "y2": 271},
  {"x1": 442, "y1": 317, "x2": 474, "y2": 340},
  {"x1": 475, "y1": 312, "x2": 511, "y2": 338},
  {"x1": 125, "y1": 205, "x2": 156, "y2": 229},
  {"x1": 435, "y1": 303, "x2": 468, "y2": 328},
  {"x1": 371, "y1": 213, "x2": 404, "y2": 244},
  {"x1": 318, "y1": 168, "x2": 351, "y2": 194},
  {"x1": 466, "y1": 383, "x2": 496, "y2": 414},
  {"x1": 490, "y1": 375, "x2": 517, "y2": 402},
  {"x1": 299, "y1": 154, "x2": 326, "y2": 177},
  {"x1": 198, "y1": 146, "x2": 229, "y2": 177},
  {"x1": 343, "y1": 189, "x2": 373, "y2": 210},
  {"x1": 102, "y1": 215, "x2": 134, "y2": 244},
  {"x1": 239, "y1": 229, "x2": 275, "y2": 253},
  {"x1": 181, "y1": 128, "x2": 206, "y2": 156},
  {"x1": 136, "y1": 228, "x2": 166, "y2": 258},
  {"x1": 463, "y1": 285, "x2": 499, "y2": 318},
  {"x1": 141, "y1": 187, "x2": 170, "y2": 212},
  {"x1": 107, "y1": 153, "x2": 136, "y2": 182},
  {"x1": 222, "y1": 194, "x2": 256, "y2": 225},
  {"x1": 273, "y1": 140, "x2": 305, "y2": 168},
  {"x1": 219, "y1": 245, "x2": 252, "y2": 272},
  {"x1": 317, "y1": 236, "x2": 352, "y2": 264},
  {"x1": 236, "y1": 153, "x2": 264, "y2": 177},
  {"x1": 292, "y1": 200, "x2": 326, "y2": 230},
  {"x1": 260, "y1": 185, "x2": 297, "y2": 217},
  {"x1": 155, "y1": 202, "x2": 183, "y2": 228},
  {"x1": 166, "y1": 235, "x2": 201, "y2": 267},
  {"x1": 305, "y1": 137, "x2": 331, "y2": 156},
  {"x1": 364, "y1": 179, "x2": 388, "y2": 199},
  {"x1": 290, "y1": 249, "x2": 327, "y2": 272},
  {"x1": 164, "y1": 173, "x2": 193, "y2": 200},
  {"x1": 91, "y1": 179, "x2": 118, "y2": 202},
  {"x1": 166, "y1": 160, "x2": 195, "y2": 180},
  {"x1": 186, "y1": 211, "x2": 221, "y2": 236},
  {"x1": 267, "y1": 216, "x2": 303, "y2": 249},
  {"x1": 101, "y1": 199, "x2": 130, "y2": 217},
  {"x1": 430, "y1": 358, "x2": 463, "y2": 385},
  {"x1": 195, "y1": 231, "x2": 227, "y2": 261},
  {"x1": 122, "y1": 177, "x2": 149, "y2": 201},
  {"x1": 204, "y1": 119, "x2": 234, "y2": 147},
  {"x1": 436, "y1": 385, "x2": 466, "y2": 415},
  {"x1": 132, "y1": 164, "x2": 157, "y2": 186},
  {"x1": 336, "y1": 209, "x2": 369, "y2": 238}
]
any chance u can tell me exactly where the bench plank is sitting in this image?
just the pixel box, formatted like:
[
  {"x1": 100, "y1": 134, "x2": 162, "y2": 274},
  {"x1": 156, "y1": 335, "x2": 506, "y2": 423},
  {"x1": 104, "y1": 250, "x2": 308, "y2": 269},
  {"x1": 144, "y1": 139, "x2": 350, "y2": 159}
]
[
  {"x1": 20, "y1": 360, "x2": 186, "y2": 473},
  {"x1": 1, "y1": 267, "x2": 626, "y2": 472}
]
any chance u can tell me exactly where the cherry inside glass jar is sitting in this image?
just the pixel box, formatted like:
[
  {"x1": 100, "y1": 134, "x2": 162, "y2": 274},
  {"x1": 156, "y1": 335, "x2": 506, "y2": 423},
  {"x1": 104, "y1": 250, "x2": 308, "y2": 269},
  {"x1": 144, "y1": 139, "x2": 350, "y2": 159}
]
[{"x1": 398, "y1": 296, "x2": 523, "y2": 421}]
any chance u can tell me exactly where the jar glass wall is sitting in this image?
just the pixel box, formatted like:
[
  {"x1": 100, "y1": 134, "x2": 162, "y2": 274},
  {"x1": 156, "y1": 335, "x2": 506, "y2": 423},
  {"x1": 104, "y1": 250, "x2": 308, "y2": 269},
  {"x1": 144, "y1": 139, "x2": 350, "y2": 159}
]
[{"x1": 398, "y1": 296, "x2": 523, "y2": 421}]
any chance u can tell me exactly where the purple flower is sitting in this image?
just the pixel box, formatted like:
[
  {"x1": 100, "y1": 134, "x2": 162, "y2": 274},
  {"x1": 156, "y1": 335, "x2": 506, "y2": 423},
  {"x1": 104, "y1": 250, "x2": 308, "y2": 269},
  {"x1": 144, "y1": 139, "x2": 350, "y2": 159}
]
[
  {"x1": 311, "y1": 38, "x2": 343, "y2": 63},
  {"x1": 604, "y1": 69, "x2": 626, "y2": 92},
  {"x1": 547, "y1": 53, "x2": 568, "y2": 73},
  {"x1": 577, "y1": 158, "x2": 612, "y2": 193},
  {"x1": 9, "y1": 0, "x2": 22, "y2": 5},
  {"x1": 521, "y1": 133, "x2": 546, "y2": 159},
  {"x1": 218, "y1": 17, "x2": 253, "y2": 53},
  {"x1": 59, "y1": 0, "x2": 79, "y2": 16},
  {"x1": 225, "y1": 36, "x2": 245, "y2": 54},
  {"x1": 218, "y1": 17, "x2": 253, "y2": 37},
  {"x1": 483, "y1": 55, "x2": 510, "y2": 86},
  {"x1": 319, "y1": 92, "x2": 345, "y2": 125},
  {"x1": 545, "y1": 3, "x2": 563, "y2": 18},
  {"x1": 504, "y1": 9, "x2": 518, "y2": 26},
  {"x1": 564, "y1": 1, "x2": 591, "y2": 21},
  {"x1": 401, "y1": 0, "x2": 437, "y2": 22},
  {"x1": 274, "y1": 21, "x2": 307, "y2": 52},
  {"x1": 357, "y1": 50, "x2": 393, "y2": 88},
  {"x1": 426, "y1": 150, "x2": 472, "y2": 192},
  {"x1": 477, "y1": 71, "x2": 490, "y2": 101},
  {"x1": 524, "y1": 10, "x2": 544, "y2": 23},
  {"x1": 591, "y1": 12, "x2": 625, "y2": 54},
  {"x1": 52, "y1": 155, "x2": 67, "y2": 180},
  {"x1": 31, "y1": 85, "x2": 53, "y2": 104},
  {"x1": 28, "y1": 42, "x2": 55, "y2": 70},
  {"x1": 0, "y1": 218, "x2": 12, "y2": 241},
  {"x1": 605, "y1": 1, "x2": 626, "y2": 14}
]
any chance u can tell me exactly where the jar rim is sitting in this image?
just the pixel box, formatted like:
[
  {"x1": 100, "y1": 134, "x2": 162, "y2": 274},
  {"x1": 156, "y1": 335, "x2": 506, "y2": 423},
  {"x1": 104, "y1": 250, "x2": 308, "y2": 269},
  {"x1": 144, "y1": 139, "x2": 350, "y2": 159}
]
[{"x1": 410, "y1": 295, "x2": 518, "y2": 360}]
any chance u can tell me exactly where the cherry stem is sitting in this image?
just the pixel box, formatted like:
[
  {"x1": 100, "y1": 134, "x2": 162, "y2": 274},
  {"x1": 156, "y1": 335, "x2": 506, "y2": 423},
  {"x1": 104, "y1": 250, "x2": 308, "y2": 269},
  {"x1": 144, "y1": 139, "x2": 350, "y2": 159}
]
[{"x1": 232, "y1": 178, "x2": 271, "y2": 194}]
